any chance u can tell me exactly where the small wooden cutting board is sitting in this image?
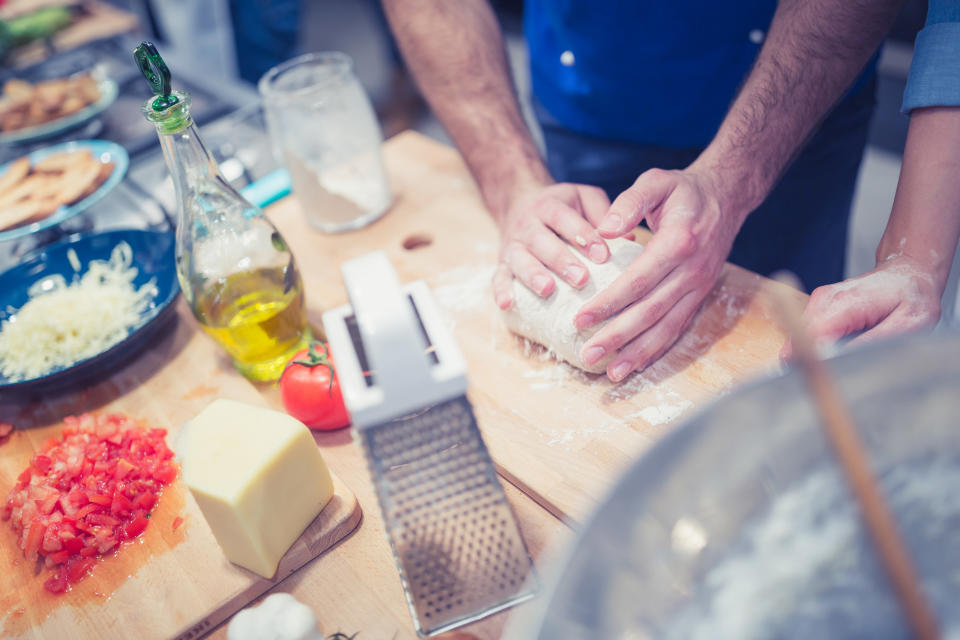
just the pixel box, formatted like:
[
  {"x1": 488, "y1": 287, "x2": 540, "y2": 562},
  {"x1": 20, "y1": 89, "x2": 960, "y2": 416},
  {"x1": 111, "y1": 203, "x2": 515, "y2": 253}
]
[{"x1": 0, "y1": 303, "x2": 362, "y2": 640}]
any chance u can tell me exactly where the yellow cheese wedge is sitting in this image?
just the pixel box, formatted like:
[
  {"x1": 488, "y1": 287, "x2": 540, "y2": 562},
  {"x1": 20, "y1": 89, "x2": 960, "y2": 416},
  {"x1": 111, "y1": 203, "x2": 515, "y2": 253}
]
[{"x1": 178, "y1": 399, "x2": 334, "y2": 579}]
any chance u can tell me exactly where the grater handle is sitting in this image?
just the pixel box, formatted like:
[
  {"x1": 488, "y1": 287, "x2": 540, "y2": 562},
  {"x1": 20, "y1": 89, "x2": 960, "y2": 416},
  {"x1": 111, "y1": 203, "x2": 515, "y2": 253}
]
[{"x1": 340, "y1": 251, "x2": 435, "y2": 403}]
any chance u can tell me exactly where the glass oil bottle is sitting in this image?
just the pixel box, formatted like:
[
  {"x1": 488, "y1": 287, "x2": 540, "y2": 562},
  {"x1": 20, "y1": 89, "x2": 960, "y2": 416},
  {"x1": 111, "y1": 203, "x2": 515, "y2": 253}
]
[{"x1": 135, "y1": 42, "x2": 310, "y2": 381}]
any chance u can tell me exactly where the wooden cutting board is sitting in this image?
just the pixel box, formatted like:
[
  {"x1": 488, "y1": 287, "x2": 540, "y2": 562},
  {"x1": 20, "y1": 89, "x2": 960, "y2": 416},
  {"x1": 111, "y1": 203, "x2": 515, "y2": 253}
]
[
  {"x1": 268, "y1": 131, "x2": 805, "y2": 525},
  {"x1": 0, "y1": 303, "x2": 362, "y2": 640}
]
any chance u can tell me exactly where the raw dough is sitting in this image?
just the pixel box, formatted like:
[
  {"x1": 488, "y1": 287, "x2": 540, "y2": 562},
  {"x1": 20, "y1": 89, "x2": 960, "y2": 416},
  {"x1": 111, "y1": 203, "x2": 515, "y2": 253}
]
[{"x1": 502, "y1": 237, "x2": 643, "y2": 373}]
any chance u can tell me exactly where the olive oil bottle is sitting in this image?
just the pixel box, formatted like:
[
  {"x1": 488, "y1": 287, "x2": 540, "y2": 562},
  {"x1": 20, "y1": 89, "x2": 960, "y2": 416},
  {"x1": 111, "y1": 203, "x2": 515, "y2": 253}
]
[{"x1": 136, "y1": 42, "x2": 310, "y2": 380}]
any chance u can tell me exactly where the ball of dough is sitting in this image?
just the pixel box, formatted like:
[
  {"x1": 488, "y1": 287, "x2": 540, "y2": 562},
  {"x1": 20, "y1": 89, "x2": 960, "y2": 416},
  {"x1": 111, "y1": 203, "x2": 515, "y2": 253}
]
[{"x1": 501, "y1": 238, "x2": 643, "y2": 373}]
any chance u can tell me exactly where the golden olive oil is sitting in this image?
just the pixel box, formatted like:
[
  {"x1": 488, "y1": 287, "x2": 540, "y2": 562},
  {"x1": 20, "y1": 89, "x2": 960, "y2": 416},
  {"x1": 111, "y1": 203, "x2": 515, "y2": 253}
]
[{"x1": 193, "y1": 265, "x2": 310, "y2": 381}]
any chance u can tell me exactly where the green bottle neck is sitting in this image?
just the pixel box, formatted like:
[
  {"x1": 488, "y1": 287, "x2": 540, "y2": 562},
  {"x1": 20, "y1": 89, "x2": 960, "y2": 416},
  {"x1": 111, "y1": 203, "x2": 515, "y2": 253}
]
[{"x1": 142, "y1": 90, "x2": 193, "y2": 134}]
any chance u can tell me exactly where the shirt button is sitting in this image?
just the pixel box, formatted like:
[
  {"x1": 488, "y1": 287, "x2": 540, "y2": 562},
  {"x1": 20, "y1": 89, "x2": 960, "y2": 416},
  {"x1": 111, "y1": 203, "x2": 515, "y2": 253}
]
[
  {"x1": 749, "y1": 29, "x2": 765, "y2": 44},
  {"x1": 560, "y1": 50, "x2": 575, "y2": 67}
]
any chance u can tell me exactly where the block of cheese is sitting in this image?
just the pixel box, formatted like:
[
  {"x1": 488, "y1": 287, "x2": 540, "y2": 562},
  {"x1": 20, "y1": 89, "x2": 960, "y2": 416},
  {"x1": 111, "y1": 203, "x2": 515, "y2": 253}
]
[{"x1": 178, "y1": 399, "x2": 334, "y2": 579}]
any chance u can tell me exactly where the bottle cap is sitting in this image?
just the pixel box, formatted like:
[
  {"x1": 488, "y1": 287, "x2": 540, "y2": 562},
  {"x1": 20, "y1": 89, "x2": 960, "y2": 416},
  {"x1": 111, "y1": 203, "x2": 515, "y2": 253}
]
[{"x1": 134, "y1": 41, "x2": 193, "y2": 133}]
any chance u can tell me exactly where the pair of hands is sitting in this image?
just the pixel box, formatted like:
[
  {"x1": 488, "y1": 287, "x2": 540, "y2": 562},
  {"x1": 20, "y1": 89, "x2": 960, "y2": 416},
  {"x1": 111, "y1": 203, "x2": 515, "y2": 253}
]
[
  {"x1": 495, "y1": 168, "x2": 737, "y2": 382},
  {"x1": 496, "y1": 175, "x2": 944, "y2": 382}
]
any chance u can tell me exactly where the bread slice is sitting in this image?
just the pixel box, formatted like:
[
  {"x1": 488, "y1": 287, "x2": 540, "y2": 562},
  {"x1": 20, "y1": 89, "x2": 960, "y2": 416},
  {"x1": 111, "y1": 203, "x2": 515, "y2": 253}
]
[{"x1": 0, "y1": 157, "x2": 30, "y2": 200}]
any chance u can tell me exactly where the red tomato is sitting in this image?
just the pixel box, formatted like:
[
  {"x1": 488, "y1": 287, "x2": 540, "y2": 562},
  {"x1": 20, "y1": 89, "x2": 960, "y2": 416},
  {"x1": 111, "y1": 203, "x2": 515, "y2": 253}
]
[{"x1": 280, "y1": 341, "x2": 351, "y2": 431}]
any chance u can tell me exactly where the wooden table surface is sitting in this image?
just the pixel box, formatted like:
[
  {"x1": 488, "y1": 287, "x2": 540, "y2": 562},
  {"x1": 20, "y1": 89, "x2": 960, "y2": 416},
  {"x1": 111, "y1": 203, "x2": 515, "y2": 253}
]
[{"x1": 2, "y1": 131, "x2": 802, "y2": 639}]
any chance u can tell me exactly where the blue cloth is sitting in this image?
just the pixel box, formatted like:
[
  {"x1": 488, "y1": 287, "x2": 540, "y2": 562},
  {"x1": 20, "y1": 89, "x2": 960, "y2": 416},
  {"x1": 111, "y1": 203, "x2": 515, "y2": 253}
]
[
  {"x1": 901, "y1": 0, "x2": 960, "y2": 113},
  {"x1": 525, "y1": 0, "x2": 877, "y2": 148},
  {"x1": 230, "y1": 0, "x2": 301, "y2": 85},
  {"x1": 538, "y1": 79, "x2": 877, "y2": 291}
]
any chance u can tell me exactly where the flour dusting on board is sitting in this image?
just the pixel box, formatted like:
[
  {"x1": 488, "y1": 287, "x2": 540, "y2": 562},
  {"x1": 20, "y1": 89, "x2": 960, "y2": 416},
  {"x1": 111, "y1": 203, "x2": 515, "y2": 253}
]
[
  {"x1": 430, "y1": 264, "x2": 496, "y2": 314},
  {"x1": 519, "y1": 337, "x2": 593, "y2": 390},
  {"x1": 544, "y1": 418, "x2": 620, "y2": 449},
  {"x1": 625, "y1": 387, "x2": 695, "y2": 427},
  {"x1": 629, "y1": 400, "x2": 694, "y2": 426},
  {"x1": 716, "y1": 285, "x2": 748, "y2": 321},
  {"x1": 523, "y1": 365, "x2": 579, "y2": 391}
]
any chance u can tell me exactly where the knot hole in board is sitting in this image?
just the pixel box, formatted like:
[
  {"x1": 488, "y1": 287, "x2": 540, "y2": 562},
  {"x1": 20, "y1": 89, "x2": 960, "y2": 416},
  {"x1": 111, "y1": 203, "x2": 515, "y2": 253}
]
[{"x1": 403, "y1": 234, "x2": 433, "y2": 251}]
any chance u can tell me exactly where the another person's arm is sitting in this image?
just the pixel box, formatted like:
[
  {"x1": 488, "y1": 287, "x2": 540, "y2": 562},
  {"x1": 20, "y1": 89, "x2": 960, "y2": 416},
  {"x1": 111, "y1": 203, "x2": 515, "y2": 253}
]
[
  {"x1": 786, "y1": 2, "x2": 960, "y2": 355},
  {"x1": 381, "y1": 0, "x2": 612, "y2": 308},
  {"x1": 574, "y1": 0, "x2": 904, "y2": 380}
]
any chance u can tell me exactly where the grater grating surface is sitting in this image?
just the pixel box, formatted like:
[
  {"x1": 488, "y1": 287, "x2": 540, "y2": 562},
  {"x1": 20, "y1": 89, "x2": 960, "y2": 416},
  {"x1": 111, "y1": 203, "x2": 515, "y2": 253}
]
[{"x1": 361, "y1": 396, "x2": 538, "y2": 636}]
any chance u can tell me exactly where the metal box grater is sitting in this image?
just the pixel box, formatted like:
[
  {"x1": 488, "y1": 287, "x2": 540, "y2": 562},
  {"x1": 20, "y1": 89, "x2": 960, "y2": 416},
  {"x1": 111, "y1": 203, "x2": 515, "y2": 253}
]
[{"x1": 322, "y1": 251, "x2": 539, "y2": 637}]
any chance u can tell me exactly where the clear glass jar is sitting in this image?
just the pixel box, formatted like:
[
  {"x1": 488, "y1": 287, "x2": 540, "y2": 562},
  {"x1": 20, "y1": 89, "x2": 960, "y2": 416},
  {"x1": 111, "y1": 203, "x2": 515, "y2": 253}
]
[{"x1": 258, "y1": 52, "x2": 392, "y2": 233}]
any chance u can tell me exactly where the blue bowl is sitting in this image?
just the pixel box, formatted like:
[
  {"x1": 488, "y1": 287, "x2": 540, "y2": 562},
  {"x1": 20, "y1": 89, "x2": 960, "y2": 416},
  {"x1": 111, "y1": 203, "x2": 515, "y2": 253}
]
[
  {"x1": 0, "y1": 229, "x2": 179, "y2": 396},
  {"x1": 0, "y1": 140, "x2": 130, "y2": 242}
]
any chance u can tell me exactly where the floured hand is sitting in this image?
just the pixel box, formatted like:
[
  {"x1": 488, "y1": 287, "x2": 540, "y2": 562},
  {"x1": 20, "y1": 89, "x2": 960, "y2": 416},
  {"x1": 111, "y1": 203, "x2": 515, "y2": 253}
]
[
  {"x1": 781, "y1": 255, "x2": 942, "y2": 360},
  {"x1": 493, "y1": 182, "x2": 611, "y2": 309}
]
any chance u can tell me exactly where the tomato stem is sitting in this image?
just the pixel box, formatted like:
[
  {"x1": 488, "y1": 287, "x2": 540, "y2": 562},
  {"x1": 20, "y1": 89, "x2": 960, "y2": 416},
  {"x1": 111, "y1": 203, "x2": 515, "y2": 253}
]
[{"x1": 284, "y1": 341, "x2": 336, "y2": 395}]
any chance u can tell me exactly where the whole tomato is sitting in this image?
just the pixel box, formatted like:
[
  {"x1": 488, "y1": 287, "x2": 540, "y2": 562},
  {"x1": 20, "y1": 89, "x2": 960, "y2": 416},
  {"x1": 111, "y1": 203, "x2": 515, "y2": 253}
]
[{"x1": 279, "y1": 341, "x2": 350, "y2": 430}]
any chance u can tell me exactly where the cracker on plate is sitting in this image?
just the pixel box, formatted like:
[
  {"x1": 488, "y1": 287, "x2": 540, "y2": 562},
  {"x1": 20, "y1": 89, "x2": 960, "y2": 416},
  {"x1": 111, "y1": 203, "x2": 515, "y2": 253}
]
[{"x1": 0, "y1": 150, "x2": 114, "y2": 231}]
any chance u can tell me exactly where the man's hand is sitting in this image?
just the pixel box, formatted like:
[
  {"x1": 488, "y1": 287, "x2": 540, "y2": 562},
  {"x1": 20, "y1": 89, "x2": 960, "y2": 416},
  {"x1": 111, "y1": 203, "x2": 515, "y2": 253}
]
[
  {"x1": 781, "y1": 257, "x2": 942, "y2": 360},
  {"x1": 493, "y1": 182, "x2": 612, "y2": 309},
  {"x1": 574, "y1": 167, "x2": 744, "y2": 382}
]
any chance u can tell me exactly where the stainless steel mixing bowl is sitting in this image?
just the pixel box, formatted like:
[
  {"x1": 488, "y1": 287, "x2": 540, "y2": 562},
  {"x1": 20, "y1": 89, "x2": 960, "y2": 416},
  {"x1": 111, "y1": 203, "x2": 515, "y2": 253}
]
[{"x1": 516, "y1": 330, "x2": 960, "y2": 639}]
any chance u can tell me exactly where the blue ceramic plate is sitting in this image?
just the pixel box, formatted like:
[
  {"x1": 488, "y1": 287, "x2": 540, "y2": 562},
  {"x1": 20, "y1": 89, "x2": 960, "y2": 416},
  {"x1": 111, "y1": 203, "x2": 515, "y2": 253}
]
[
  {"x1": 0, "y1": 74, "x2": 119, "y2": 145},
  {"x1": 0, "y1": 139, "x2": 129, "y2": 242},
  {"x1": 0, "y1": 229, "x2": 179, "y2": 396}
]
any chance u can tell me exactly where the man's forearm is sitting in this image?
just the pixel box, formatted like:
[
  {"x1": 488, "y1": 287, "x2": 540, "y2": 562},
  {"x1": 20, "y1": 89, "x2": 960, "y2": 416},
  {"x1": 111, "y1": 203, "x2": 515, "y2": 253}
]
[
  {"x1": 877, "y1": 106, "x2": 960, "y2": 293},
  {"x1": 691, "y1": 0, "x2": 904, "y2": 222},
  {"x1": 382, "y1": 0, "x2": 550, "y2": 219}
]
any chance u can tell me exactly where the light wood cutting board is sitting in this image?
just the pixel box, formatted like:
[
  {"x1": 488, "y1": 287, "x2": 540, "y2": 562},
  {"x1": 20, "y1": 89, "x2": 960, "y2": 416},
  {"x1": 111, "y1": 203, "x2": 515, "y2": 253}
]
[
  {"x1": 269, "y1": 131, "x2": 805, "y2": 526},
  {"x1": 0, "y1": 303, "x2": 362, "y2": 640}
]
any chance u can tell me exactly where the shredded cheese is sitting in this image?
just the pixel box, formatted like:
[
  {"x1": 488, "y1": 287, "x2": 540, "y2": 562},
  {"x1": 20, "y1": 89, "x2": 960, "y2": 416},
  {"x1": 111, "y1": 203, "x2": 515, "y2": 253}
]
[{"x1": 0, "y1": 242, "x2": 158, "y2": 381}]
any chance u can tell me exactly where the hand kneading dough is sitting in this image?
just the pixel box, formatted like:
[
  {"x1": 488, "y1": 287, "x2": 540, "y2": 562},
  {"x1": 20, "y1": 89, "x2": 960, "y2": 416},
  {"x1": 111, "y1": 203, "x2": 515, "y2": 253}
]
[{"x1": 502, "y1": 237, "x2": 643, "y2": 373}]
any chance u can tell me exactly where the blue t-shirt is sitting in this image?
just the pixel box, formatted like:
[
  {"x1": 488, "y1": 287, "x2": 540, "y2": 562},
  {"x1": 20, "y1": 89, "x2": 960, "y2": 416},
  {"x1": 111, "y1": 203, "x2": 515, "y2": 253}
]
[
  {"x1": 525, "y1": 0, "x2": 877, "y2": 148},
  {"x1": 901, "y1": 0, "x2": 960, "y2": 113}
]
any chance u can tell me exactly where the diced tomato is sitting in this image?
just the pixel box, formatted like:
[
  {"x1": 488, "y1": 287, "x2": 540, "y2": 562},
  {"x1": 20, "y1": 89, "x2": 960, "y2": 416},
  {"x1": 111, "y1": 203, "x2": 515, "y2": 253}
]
[
  {"x1": 73, "y1": 503, "x2": 100, "y2": 520},
  {"x1": 31, "y1": 454, "x2": 52, "y2": 474},
  {"x1": 113, "y1": 459, "x2": 135, "y2": 481},
  {"x1": 65, "y1": 557, "x2": 95, "y2": 582},
  {"x1": 111, "y1": 493, "x2": 135, "y2": 516},
  {"x1": 47, "y1": 549, "x2": 71, "y2": 565},
  {"x1": 122, "y1": 515, "x2": 148, "y2": 540},
  {"x1": 38, "y1": 492, "x2": 59, "y2": 516},
  {"x1": 86, "y1": 493, "x2": 111, "y2": 506},
  {"x1": 23, "y1": 522, "x2": 45, "y2": 561},
  {"x1": 44, "y1": 572, "x2": 69, "y2": 594},
  {"x1": 154, "y1": 462, "x2": 177, "y2": 485},
  {"x1": 134, "y1": 493, "x2": 156, "y2": 511},
  {"x1": 3, "y1": 413, "x2": 179, "y2": 594},
  {"x1": 87, "y1": 513, "x2": 121, "y2": 528},
  {"x1": 172, "y1": 517, "x2": 183, "y2": 531},
  {"x1": 62, "y1": 535, "x2": 83, "y2": 554},
  {"x1": 42, "y1": 525, "x2": 63, "y2": 552}
]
